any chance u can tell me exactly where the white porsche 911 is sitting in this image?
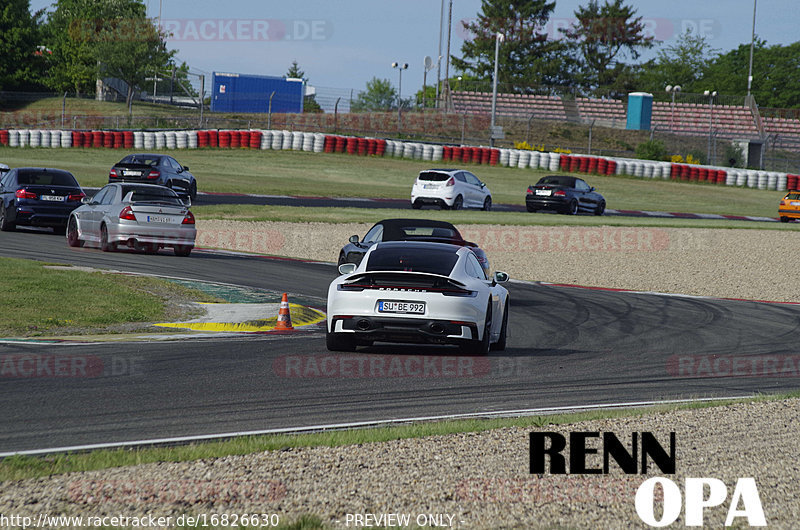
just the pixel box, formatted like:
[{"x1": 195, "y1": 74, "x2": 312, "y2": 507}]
[{"x1": 326, "y1": 241, "x2": 510, "y2": 354}]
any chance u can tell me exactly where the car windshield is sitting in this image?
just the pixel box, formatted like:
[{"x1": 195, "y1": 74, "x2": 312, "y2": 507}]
[
  {"x1": 418, "y1": 171, "x2": 450, "y2": 182},
  {"x1": 17, "y1": 171, "x2": 78, "y2": 186},
  {"x1": 537, "y1": 176, "x2": 574, "y2": 187},
  {"x1": 786, "y1": 193, "x2": 800, "y2": 200},
  {"x1": 122, "y1": 186, "x2": 183, "y2": 205},
  {"x1": 121, "y1": 155, "x2": 160, "y2": 166},
  {"x1": 366, "y1": 247, "x2": 459, "y2": 276}
]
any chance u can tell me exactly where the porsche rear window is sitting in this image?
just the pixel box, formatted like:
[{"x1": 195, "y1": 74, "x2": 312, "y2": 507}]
[
  {"x1": 786, "y1": 193, "x2": 800, "y2": 200},
  {"x1": 17, "y1": 171, "x2": 78, "y2": 186},
  {"x1": 366, "y1": 247, "x2": 458, "y2": 275},
  {"x1": 400, "y1": 226, "x2": 457, "y2": 238},
  {"x1": 418, "y1": 171, "x2": 450, "y2": 181}
]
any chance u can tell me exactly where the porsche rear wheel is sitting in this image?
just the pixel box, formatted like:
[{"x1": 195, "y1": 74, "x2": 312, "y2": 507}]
[
  {"x1": 462, "y1": 303, "x2": 491, "y2": 355},
  {"x1": 326, "y1": 329, "x2": 357, "y2": 352}
]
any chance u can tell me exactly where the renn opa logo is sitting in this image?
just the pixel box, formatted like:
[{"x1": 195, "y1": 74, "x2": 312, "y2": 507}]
[{"x1": 529, "y1": 431, "x2": 766, "y2": 527}]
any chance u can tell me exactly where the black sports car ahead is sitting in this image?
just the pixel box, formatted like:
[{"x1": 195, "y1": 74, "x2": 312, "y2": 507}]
[
  {"x1": 338, "y1": 218, "x2": 490, "y2": 275},
  {"x1": 525, "y1": 175, "x2": 606, "y2": 215},
  {"x1": 109, "y1": 154, "x2": 197, "y2": 200}
]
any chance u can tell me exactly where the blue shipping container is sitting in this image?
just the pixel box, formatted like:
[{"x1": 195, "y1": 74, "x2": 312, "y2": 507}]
[{"x1": 211, "y1": 72, "x2": 304, "y2": 113}]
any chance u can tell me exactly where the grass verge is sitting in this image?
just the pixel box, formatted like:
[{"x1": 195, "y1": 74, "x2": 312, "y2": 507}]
[
  {"x1": 0, "y1": 146, "x2": 792, "y2": 219},
  {"x1": 2, "y1": 391, "x2": 797, "y2": 482},
  {"x1": 193, "y1": 204, "x2": 793, "y2": 231},
  {"x1": 0, "y1": 258, "x2": 220, "y2": 336}
]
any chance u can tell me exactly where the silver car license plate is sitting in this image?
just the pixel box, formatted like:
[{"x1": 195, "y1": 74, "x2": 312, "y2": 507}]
[
  {"x1": 378, "y1": 300, "x2": 425, "y2": 314},
  {"x1": 124, "y1": 170, "x2": 142, "y2": 176},
  {"x1": 535, "y1": 189, "x2": 551, "y2": 196},
  {"x1": 146, "y1": 215, "x2": 171, "y2": 223},
  {"x1": 40, "y1": 195, "x2": 65, "y2": 202}
]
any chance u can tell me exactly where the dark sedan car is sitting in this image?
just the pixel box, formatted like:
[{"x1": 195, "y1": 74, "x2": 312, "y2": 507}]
[
  {"x1": 0, "y1": 167, "x2": 85, "y2": 233},
  {"x1": 109, "y1": 154, "x2": 197, "y2": 200},
  {"x1": 525, "y1": 175, "x2": 606, "y2": 215},
  {"x1": 338, "y1": 218, "x2": 490, "y2": 275}
]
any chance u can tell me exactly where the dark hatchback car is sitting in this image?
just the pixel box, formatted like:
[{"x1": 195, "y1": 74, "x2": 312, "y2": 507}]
[
  {"x1": 0, "y1": 167, "x2": 85, "y2": 233},
  {"x1": 109, "y1": 154, "x2": 197, "y2": 200},
  {"x1": 338, "y1": 218, "x2": 491, "y2": 275},
  {"x1": 525, "y1": 175, "x2": 606, "y2": 215}
]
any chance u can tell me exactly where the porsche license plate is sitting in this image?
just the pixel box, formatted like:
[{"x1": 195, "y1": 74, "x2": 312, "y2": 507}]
[
  {"x1": 535, "y1": 189, "x2": 551, "y2": 196},
  {"x1": 378, "y1": 300, "x2": 425, "y2": 314}
]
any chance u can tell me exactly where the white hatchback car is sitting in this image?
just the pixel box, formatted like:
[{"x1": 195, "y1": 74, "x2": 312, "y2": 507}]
[{"x1": 411, "y1": 169, "x2": 492, "y2": 210}]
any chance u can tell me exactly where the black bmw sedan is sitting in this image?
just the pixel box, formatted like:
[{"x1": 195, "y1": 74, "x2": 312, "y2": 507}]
[
  {"x1": 0, "y1": 167, "x2": 85, "y2": 233},
  {"x1": 525, "y1": 175, "x2": 606, "y2": 215}
]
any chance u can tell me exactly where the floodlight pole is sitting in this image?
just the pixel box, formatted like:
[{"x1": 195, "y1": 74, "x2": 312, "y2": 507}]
[
  {"x1": 705, "y1": 90, "x2": 717, "y2": 164},
  {"x1": 490, "y1": 32, "x2": 504, "y2": 147},
  {"x1": 747, "y1": 0, "x2": 757, "y2": 97},
  {"x1": 392, "y1": 62, "x2": 408, "y2": 132}
]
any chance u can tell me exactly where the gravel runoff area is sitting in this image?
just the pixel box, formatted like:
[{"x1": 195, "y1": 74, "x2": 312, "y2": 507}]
[
  {"x1": 198, "y1": 220, "x2": 800, "y2": 303},
  {"x1": 2, "y1": 221, "x2": 798, "y2": 528},
  {"x1": 1, "y1": 399, "x2": 798, "y2": 528}
]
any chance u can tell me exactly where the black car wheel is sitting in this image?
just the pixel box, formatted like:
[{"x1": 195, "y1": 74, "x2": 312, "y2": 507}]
[
  {"x1": 526, "y1": 204, "x2": 538, "y2": 213},
  {"x1": 0, "y1": 203, "x2": 15, "y2": 231},
  {"x1": 594, "y1": 201, "x2": 606, "y2": 216},
  {"x1": 326, "y1": 328, "x2": 357, "y2": 352},
  {"x1": 66, "y1": 217, "x2": 83, "y2": 247},
  {"x1": 189, "y1": 181, "x2": 197, "y2": 201},
  {"x1": 412, "y1": 200, "x2": 422, "y2": 210},
  {"x1": 490, "y1": 299, "x2": 508, "y2": 352},
  {"x1": 100, "y1": 224, "x2": 117, "y2": 252},
  {"x1": 780, "y1": 216, "x2": 790, "y2": 223},
  {"x1": 482, "y1": 196, "x2": 492, "y2": 211},
  {"x1": 337, "y1": 252, "x2": 347, "y2": 266},
  {"x1": 174, "y1": 245, "x2": 193, "y2": 257},
  {"x1": 451, "y1": 195, "x2": 463, "y2": 211},
  {"x1": 564, "y1": 199, "x2": 579, "y2": 215}
]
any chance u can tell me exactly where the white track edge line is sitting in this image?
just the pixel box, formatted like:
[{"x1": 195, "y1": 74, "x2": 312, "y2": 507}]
[{"x1": 0, "y1": 395, "x2": 755, "y2": 457}]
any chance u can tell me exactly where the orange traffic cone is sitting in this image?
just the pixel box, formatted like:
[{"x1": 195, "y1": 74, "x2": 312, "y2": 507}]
[{"x1": 275, "y1": 292, "x2": 294, "y2": 330}]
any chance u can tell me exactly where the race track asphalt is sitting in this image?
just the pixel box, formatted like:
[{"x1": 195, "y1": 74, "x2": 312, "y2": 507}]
[{"x1": 1, "y1": 228, "x2": 798, "y2": 453}]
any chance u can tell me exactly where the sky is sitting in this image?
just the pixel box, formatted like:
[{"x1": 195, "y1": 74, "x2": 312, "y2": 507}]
[{"x1": 27, "y1": 0, "x2": 797, "y2": 107}]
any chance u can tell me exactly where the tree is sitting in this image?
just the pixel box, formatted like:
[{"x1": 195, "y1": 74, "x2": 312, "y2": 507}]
[
  {"x1": 351, "y1": 77, "x2": 397, "y2": 112},
  {"x1": 0, "y1": 0, "x2": 45, "y2": 91},
  {"x1": 42, "y1": 0, "x2": 174, "y2": 101},
  {"x1": 702, "y1": 40, "x2": 800, "y2": 108},
  {"x1": 451, "y1": 0, "x2": 574, "y2": 91},
  {"x1": 286, "y1": 60, "x2": 304, "y2": 79},
  {"x1": 562, "y1": 0, "x2": 654, "y2": 96},
  {"x1": 92, "y1": 3, "x2": 173, "y2": 109},
  {"x1": 285, "y1": 60, "x2": 322, "y2": 113},
  {"x1": 637, "y1": 29, "x2": 719, "y2": 94}
]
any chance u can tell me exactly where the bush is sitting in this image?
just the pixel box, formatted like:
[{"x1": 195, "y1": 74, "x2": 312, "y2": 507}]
[{"x1": 635, "y1": 139, "x2": 667, "y2": 161}]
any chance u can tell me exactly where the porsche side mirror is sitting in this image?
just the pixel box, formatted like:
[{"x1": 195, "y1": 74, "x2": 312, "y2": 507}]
[
  {"x1": 338, "y1": 263, "x2": 356, "y2": 275},
  {"x1": 494, "y1": 271, "x2": 509, "y2": 283},
  {"x1": 349, "y1": 235, "x2": 359, "y2": 244}
]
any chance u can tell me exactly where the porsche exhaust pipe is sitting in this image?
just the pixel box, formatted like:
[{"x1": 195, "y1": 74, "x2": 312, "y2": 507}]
[
  {"x1": 356, "y1": 319, "x2": 371, "y2": 331},
  {"x1": 430, "y1": 323, "x2": 445, "y2": 334}
]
